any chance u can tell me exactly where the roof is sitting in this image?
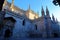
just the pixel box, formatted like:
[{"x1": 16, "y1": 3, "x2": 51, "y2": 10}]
[
  {"x1": 26, "y1": 9, "x2": 39, "y2": 16},
  {"x1": 6, "y1": 1, "x2": 26, "y2": 13}
]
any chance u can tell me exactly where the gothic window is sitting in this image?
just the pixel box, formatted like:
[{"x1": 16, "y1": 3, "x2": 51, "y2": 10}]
[
  {"x1": 22, "y1": 19, "x2": 25, "y2": 26},
  {"x1": 35, "y1": 24, "x2": 37, "y2": 30}
]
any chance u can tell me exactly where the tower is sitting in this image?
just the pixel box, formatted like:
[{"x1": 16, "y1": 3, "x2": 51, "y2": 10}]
[
  {"x1": 45, "y1": 6, "x2": 52, "y2": 37},
  {"x1": 46, "y1": 6, "x2": 50, "y2": 17},
  {"x1": 41, "y1": 6, "x2": 45, "y2": 17},
  {"x1": 52, "y1": 14, "x2": 55, "y2": 22},
  {"x1": 26, "y1": 4, "x2": 31, "y2": 19},
  {"x1": 10, "y1": 0, "x2": 14, "y2": 11}
]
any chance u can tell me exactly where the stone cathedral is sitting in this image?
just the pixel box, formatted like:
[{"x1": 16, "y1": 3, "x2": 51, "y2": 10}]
[{"x1": 0, "y1": 0, "x2": 60, "y2": 38}]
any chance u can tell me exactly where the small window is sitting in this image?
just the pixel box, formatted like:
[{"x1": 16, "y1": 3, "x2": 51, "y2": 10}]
[
  {"x1": 22, "y1": 19, "x2": 25, "y2": 26},
  {"x1": 35, "y1": 25, "x2": 37, "y2": 30}
]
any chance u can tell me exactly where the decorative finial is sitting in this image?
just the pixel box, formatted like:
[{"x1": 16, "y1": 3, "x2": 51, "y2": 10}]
[
  {"x1": 10, "y1": 0, "x2": 14, "y2": 11},
  {"x1": 46, "y1": 6, "x2": 49, "y2": 16},
  {"x1": 46, "y1": 6, "x2": 49, "y2": 11},
  {"x1": 41, "y1": 6, "x2": 45, "y2": 16},
  {"x1": 28, "y1": 4, "x2": 30, "y2": 10},
  {"x1": 52, "y1": 14, "x2": 55, "y2": 21},
  {"x1": 56, "y1": 18, "x2": 58, "y2": 23}
]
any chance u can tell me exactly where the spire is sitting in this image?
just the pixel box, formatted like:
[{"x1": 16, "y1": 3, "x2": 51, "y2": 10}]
[
  {"x1": 56, "y1": 18, "x2": 58, "y2": 23},
  {"x1": 28, "y1": 4, "x2": 30, "y2": 10},
  {"x1": 10, "y1": 0, "x2": 14, "y2": 9},
  {"x1": 46, "y1": 6, "x2": 50, "y2": 16},
  {"x1": 12, "y1": 0, "x2": 14, "y2": 4},
  {"x1": 41, "y1": 6, "x2": 45, "y2": 16},
  {"x1": 52, "y1": 14, "x2": 55, "y2": 21}
]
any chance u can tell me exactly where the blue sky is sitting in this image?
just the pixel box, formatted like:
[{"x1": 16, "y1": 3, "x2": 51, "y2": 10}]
[{"x1": 8, "y1": 0, "x2": 60, "y2": 22}]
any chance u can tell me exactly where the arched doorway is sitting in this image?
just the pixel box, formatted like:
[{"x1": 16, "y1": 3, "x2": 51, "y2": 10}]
[
  {"x1": 4, "y1": 29, "x2": 12, "y2": 38},
  {"x1": 53, "y1": 33, "x2": 58, "y2": 37}
]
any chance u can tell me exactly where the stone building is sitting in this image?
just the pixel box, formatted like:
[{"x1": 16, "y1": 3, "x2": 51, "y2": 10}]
[
  {"x1": 0, "y1": 0, "x2": 60, "y2": 38},
  {"x1": 3, "y1": 0, "x2": 39, "y2": 20}
]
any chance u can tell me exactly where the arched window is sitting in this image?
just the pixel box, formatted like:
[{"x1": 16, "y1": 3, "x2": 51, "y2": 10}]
[
  {"x1": 35, "y1": 24, "x2": 37, "y2": 30},
  {"x1": 22, "y1": 19, "x2": 25, "y2": 26}
]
